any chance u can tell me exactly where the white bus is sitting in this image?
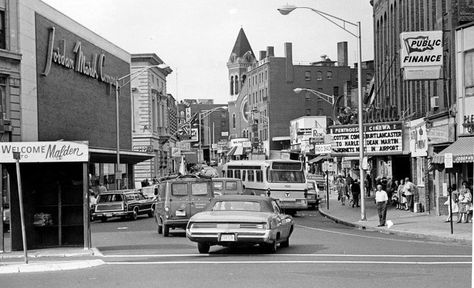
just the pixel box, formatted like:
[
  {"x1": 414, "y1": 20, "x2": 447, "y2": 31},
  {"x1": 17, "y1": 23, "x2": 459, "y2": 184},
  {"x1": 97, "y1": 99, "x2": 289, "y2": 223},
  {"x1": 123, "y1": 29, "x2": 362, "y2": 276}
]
[{"x1": 221, "y1": 159, "x2": 308, "y2": 213}]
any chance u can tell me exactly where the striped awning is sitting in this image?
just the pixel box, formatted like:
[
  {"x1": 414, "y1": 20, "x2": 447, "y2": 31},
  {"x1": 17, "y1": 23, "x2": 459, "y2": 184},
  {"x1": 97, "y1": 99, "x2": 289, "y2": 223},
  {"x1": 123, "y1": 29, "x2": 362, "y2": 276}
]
[
  {"x1": 432, "y1": 135, "x2": 474, "y2": 164},
  {"x1": 227, "y1": 146, "x2": 237, "y2": 156}
]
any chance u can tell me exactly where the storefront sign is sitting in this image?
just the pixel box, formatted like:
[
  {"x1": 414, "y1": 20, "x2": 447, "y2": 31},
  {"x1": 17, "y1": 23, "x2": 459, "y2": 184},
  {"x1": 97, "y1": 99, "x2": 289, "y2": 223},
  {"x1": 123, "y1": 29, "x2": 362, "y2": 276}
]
[
  {"x1": 313, "y1": 144, "x2": 332, "y2": 154},
  {"x1": 444, "y1": 153, "x2": 453, "y2": 168},
  {"x1": 409, "y1": 119, "x2": 428, "y2": 157},
  {"x1": 463, "y1": 114, "x2": 474, "y2": 134},
  {"x1": 42, "y1": 27, "x2": 118, "y2": 86},
  {"x1": 171, "y1": 147, "x2": 181, "y2": 157},
  {"x1": 400, "y1": 31, "x2": 443, "y2": 80},
  {"x1": 330, "y1": 122, "x2": 403, "y2": 155},
  {"x1": 0, "y1": 142, "x2": 89, "y2": 163},
  {"x1": 133, "y1": 145, "x2": 153, "y2": 153}
]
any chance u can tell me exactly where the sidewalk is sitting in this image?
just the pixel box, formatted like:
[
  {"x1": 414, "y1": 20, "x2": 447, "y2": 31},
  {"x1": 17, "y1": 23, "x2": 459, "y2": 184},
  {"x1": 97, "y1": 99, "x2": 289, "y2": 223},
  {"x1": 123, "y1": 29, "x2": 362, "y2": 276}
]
[
  {"x1": 319, "y1": 195, "x2": 472, "y2": 245},
  {"x1": 0, "y1": 247, "x2": 104, "y2": 274}
]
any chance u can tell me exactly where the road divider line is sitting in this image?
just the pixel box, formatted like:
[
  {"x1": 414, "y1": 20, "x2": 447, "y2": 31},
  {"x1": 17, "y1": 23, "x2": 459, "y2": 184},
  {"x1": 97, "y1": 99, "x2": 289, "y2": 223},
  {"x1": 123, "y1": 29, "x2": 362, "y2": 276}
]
[
  {"x1": 106, "y1": 260, "x2": 471, "y2": 266},
  {"x1": 100, "y1": 253, "x2": 471, "y2": 258}
]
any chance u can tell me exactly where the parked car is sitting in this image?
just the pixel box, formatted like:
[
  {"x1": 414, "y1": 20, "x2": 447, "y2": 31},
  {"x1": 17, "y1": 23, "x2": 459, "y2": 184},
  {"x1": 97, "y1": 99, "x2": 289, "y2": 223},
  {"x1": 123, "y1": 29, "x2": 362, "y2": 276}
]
[
  {"x1": 186, "y1": 195, "x2": 294, "y2": 254},
  {"x1": 92, "y1": 190, "x2": 155, "y2": 222},
  {"x1": 141, "y1": 184, "x2": 159, "y2": 200},
  {"x1": 154, "y1": 175, "x2": 214, "y2": 237},
  {"x1": 212, "y1": 178, "x2": 244, "y2": 196},
  {"x1": 306, "y1": 180, "x2": 318, "y2": 209}
]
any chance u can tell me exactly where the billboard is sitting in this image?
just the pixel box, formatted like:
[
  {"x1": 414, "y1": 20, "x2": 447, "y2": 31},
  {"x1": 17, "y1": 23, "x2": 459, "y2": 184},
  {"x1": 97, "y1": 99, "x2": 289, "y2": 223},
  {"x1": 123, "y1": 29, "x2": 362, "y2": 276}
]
[{"x1": 400, "y1": 31, "x2": 443, "y2": 80}]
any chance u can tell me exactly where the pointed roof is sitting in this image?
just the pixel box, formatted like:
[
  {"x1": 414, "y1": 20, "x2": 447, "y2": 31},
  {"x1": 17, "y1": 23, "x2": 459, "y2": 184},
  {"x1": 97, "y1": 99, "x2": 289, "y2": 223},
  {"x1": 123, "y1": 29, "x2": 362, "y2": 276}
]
[{"x1": 230, "y1": 28, "x2": 254, "y2": 59}]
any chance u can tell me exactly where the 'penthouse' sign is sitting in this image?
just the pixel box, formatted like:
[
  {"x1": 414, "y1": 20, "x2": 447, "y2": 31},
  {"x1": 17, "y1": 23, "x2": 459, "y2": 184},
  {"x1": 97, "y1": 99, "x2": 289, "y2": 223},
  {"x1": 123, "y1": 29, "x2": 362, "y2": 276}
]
[
  {"x1": 330, "y1": 122, "x2": 403, "y2": 156},
  {"x1": 0, "y1": 141, "x2": 89, "y2": 163}
]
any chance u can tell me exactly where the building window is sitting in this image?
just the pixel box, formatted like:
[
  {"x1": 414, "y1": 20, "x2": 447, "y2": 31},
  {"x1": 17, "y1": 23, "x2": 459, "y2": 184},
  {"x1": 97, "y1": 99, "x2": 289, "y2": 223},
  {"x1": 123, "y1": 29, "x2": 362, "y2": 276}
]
[
  {"x1": 232, "y1": 113, "x2": 236, "y2": 129},
  {"x1": 327, "y1": 71, "x2": 333, "y2": 79},
  {"x1": 0, "y1": 77, "x2": 7, "y2": 119},
  {"x1": 305, "y1": 71, "x2": 311, "y2": 81},
  {"x1": 305, "y1": 109, "x2": 311, "y2": 116},
  {"x1": 235, "y1": 76, "x2": 239, "y2": 94},
  {"x1": 0, "y1": 11, "x2": 5, "y2": 50},
  {"x1": 316, "y1": 71, "x2": 323, "y2": 80},
  {"x1": 230, "y1": 76, "x2": 234, "y2": 95},
  {"x1": 465, "y1": 50, "x2": 474, "y2": 97}
]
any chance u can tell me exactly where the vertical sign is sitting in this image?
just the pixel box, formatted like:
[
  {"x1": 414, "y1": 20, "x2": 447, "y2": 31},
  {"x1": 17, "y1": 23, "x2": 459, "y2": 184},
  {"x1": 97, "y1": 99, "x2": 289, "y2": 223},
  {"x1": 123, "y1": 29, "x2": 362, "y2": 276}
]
[{"x1": 444, "y1": 153, "x2": 453, "y2": 169}]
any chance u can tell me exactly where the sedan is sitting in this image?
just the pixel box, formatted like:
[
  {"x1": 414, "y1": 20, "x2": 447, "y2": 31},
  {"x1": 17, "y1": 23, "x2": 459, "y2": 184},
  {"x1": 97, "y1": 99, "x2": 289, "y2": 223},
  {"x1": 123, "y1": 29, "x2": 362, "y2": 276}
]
[{"x1": 186, "y1": 195, "x2": 294, "y2": 254}]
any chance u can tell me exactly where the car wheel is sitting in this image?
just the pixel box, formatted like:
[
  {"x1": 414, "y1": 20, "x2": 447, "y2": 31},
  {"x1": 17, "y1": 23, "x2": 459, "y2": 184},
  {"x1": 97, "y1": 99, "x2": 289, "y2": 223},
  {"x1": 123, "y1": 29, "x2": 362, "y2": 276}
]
[
  {"x1": 280, "y1": 237, "x2": 290, "y2": 248},
  {"x1": 197, "y1": 242, "x2": 210, "y2": 254},
  {"x1": 163, "y1": 223, "x2": 169, "y2": 237},
  {"x1": 131, "y1": 207, "x2": 138, "y2": 220},
  {"x1": 264, "y1": 241, "x2": 277, "y2": 253}
]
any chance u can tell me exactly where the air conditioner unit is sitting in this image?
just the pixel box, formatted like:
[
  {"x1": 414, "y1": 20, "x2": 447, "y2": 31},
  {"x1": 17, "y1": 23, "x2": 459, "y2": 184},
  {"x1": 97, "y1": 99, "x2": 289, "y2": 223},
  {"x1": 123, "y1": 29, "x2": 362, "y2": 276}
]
[{"x1": 430, "y1": 96, "x2": 439, "y2": 109}]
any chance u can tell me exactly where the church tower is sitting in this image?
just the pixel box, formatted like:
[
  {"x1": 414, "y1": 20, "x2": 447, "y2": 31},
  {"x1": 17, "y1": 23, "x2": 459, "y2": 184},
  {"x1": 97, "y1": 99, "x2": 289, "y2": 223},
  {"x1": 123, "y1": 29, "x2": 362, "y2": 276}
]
[{"x1": 227, "y1": 28, "x2": 256, "y2": 102}]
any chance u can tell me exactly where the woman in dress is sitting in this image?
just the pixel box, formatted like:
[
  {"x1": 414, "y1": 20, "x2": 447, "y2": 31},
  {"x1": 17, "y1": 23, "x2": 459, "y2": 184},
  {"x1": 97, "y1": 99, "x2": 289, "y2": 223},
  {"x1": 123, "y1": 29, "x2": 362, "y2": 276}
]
[
  {"x1": 457, "y1": 181, "x2": 472, "y2": 223},
  {"x1": 397, "y1": 179, "x2": 406, "y2": 210}
]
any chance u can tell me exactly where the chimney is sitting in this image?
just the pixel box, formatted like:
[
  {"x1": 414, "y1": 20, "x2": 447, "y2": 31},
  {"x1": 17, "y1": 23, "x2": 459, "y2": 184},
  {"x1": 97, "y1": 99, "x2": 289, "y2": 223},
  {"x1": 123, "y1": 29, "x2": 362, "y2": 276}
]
[
  {"x1": 285, "y1": 42, "x2": 294, "y2": 83},
  {"x1": 337, "y1": 41, "x2": 348, "y2": 66},
  {"x1": 266, "y1": 46, "x2": 274, "y2": 57},
  {"x1": 259, "y1": 50, "x2": 267, "y2": 60}
]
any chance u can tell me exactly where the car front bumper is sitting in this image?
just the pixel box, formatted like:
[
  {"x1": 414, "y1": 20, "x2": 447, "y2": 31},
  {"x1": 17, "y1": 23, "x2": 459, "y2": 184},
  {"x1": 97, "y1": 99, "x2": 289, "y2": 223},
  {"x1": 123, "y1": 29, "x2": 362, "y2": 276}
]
[{"x1": 92, "y1": 211, "x2": 132, "y2": 219}]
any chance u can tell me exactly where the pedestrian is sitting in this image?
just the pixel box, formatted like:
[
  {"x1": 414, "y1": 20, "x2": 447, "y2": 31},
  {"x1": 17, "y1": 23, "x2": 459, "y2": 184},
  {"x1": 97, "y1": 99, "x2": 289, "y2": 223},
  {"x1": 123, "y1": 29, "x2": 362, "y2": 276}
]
[
  {"x1": 375, "y1": 184, "x2": 388, "y2": 227},
  {"x1": 98, "y1": 182, "x2": 107, "y2": 194},
  {"x1": 386, "y1": 178, "x2": 393, "y2": 205},
  {"x1": 335, "y1": 175, "x2": 346, "y2": 206},
  {"x1": 404, "y1": 177, "x2": 416, "y2": 212},
  {"x1": 457, "y1": 181, "x2": 472, "y2": 223},
  {"x1": 444, "y1": 186, "x2": 459, "y2": 222},
  {"x1": 365, "y1": 174, "x2": 372, "y2": 197},
  {"x1": 351, "y1": 179, "x2": 361, "y2": 208},
  {"x1": 397, "y1": 179, "x2": 406, "y2": 210}
]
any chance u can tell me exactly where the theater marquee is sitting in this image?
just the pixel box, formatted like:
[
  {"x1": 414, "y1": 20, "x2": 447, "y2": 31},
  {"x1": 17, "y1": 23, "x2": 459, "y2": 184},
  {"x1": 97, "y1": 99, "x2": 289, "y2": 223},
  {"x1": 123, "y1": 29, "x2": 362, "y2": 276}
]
[{"x1": 330, "y1": 122, "x2": 403, "y2": 156}]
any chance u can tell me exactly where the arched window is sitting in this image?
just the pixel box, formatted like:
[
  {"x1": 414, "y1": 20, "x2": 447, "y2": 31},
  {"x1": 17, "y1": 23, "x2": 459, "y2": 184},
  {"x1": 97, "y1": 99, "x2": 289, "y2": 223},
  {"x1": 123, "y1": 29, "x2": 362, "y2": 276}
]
[
  {"x1": 230, "y1": 76, "x2": 234, "y2": 95},
  {"x1": 235, "y1": 76, "x2": 239, "y2": 94},
  {"x1": 316, "y1": 71, "x2": 323, "y2": 80},
  {"x1": 232, "y1": 113, "x2": 236, "y2": 129}
]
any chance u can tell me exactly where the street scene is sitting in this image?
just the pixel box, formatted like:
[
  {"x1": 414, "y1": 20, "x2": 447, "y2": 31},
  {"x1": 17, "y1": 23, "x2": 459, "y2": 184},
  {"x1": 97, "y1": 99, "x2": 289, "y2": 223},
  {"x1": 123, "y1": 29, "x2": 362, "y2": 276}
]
[{"x1": 0, "y1": 0, "x2": 473, "y2": 287}]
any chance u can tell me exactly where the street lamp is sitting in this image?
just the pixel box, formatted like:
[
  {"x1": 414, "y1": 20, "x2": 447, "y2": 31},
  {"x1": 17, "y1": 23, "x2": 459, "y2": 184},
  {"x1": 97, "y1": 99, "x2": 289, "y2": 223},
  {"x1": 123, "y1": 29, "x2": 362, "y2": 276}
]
[
  {"x1": 279, "y1": 4, "x2": 366, "y2": 220},
  {"x1": 115, "y1": 63, "x2": 170, "y2": 189},
  {"x1": 198, "y1": 106, "x2": 227, "y2": 163}
]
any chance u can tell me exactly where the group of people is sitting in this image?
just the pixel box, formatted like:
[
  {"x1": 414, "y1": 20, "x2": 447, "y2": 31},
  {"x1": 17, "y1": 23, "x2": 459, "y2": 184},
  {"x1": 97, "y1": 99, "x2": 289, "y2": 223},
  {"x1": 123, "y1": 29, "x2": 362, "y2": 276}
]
[
  {"x1": 444, "y1": 181, "x2": 472, "y2": 224},
  {"x1": 334, "y1": 175, "x2": 361, "y2": 208}
]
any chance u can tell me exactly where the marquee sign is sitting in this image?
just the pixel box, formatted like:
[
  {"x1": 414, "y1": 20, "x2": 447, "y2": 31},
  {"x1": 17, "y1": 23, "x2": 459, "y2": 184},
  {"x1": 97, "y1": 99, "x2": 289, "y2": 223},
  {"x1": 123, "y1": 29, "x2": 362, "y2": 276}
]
[
  {"x1": 0, "y1": 142, "x2": 89, "y2": 163},
  {"x1": 330, "y1": 122, "x2": 403, "y2": 156},
  {"x1": 400, "y1": 31, "x2": 443, "y2": 80}
]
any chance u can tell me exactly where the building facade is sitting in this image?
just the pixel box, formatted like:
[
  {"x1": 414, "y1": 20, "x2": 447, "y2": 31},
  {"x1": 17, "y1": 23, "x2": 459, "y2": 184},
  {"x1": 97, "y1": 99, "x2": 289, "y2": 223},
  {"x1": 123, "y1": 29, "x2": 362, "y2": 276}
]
[
  {"x1": 371, "y1": 0, "x2": 474, "y2": 214},
  {"x1": 131, "y1": 53, "x2": 173, "y2": 181}
]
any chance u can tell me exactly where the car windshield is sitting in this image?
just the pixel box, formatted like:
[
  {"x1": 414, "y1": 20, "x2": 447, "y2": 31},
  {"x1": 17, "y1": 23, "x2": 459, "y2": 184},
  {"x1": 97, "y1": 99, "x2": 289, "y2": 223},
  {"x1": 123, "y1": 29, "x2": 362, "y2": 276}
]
[
  {"x1": 213, "y1": 181, "x2": 223, "y2": 191},
  {"x1": 97, "y1": 194, "x2": 123, "y2": 203},
  {"x1": 191, "y1": 183, "x2": 209, "y2": 196},
  {"x1": 225, "y1": 181, "x2": 238, "y2": 190},
  {"x1": 269, "y1": 171, "x2": 305, "y2": 183},
  {"x1": 212, "y1": 201, "x2": 262, "y2": 212}
]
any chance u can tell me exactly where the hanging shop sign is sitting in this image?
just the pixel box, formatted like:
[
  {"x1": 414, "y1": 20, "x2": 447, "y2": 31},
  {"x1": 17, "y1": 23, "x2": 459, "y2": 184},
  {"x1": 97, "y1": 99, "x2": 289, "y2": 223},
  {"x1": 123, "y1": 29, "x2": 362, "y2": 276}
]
[
  {"x1": 313, "y1": 144, "x2": 332, "y2": 154},
  {"x1": 0, "y1": 141, "x2": 89, "y2": 163},
  {"x1": 330, "y1": 122, "x2": 403, "y2": 156},
  {"x1": 409, "y1": 118, "x2": 428, "y2": 157},
  {"x1": 463, "y1": 114, "x2": 474, "y2": 134},
  {"x1": 400, "y1": 30, "x2": 443, "y2": 80}
]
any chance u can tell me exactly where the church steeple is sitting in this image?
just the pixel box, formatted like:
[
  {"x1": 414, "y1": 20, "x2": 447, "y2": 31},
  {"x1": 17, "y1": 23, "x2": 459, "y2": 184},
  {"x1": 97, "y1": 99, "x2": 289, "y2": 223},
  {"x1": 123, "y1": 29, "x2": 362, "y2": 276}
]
[{"x1": 227, "y1": 28, "x2": 256, "y2": 101}]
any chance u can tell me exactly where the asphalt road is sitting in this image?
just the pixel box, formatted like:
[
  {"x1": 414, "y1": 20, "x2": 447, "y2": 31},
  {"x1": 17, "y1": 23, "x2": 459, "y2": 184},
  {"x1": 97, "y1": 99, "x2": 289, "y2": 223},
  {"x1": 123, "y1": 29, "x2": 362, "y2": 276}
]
[{"x1": 2, "y1": 211, "x2": 471, "y2": 288}]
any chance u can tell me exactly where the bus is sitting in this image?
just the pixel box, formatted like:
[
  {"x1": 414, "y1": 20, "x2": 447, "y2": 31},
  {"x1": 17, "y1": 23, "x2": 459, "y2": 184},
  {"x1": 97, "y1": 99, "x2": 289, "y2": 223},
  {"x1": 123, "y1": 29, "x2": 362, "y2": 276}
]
[{"x1": 221, "y1": 159, "x2": 308, "y2": 213}]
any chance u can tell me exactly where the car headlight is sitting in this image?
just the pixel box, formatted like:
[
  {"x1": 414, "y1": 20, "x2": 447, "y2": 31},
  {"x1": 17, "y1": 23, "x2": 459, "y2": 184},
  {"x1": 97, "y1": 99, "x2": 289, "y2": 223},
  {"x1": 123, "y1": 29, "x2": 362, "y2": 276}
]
[{"x1": 255, "y1": 223, "x2": 267, "y2": 229}]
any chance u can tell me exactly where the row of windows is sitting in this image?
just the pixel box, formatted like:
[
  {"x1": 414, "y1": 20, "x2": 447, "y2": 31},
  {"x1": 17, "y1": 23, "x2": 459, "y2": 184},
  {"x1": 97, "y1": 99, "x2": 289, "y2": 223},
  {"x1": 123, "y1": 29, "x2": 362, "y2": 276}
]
[
  {"x1": 226, "y1": 169, "x2": 264, "y2": 183},
  {"x1": 249, "y1": 88, "x2": 267, "y2": 105},
  {"x1": 249, "y1": 69, "x2": 268, "y2": 87},
  {"x1": 305, "y1": 71, "x2": 333, "y2": 81}
]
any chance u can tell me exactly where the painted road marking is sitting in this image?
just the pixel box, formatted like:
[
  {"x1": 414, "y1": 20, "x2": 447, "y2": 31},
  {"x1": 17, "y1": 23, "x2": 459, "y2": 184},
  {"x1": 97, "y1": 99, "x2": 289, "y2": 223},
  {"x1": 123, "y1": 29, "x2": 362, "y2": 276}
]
[
  {"x1": 101, "y1": 253, "x2": 471, "y2": 258},
  {"x1": 106, "y1": 260, "x2": 471, "y2": 266}
]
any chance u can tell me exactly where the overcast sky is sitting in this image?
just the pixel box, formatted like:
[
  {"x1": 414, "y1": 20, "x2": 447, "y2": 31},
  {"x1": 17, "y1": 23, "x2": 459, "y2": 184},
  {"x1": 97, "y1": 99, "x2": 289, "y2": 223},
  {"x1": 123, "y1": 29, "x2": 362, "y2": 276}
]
[{"x1": 42, "y1": 0, "x2": 374, "y2": 104}]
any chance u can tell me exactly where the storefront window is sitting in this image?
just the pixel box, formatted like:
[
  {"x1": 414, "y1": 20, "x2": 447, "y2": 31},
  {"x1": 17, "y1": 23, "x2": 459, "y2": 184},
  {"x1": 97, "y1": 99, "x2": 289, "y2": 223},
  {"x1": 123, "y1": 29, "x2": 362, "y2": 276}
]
[{"x1": 465, "y1": 50, "x2": 474, "y2": 97}]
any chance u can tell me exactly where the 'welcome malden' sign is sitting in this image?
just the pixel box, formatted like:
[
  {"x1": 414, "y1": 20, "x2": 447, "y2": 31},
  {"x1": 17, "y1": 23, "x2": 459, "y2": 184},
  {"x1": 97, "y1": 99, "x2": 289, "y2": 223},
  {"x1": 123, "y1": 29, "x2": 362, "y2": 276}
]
[{"x1": 0, "y1": 142, "x2": 89, "y2": 163}]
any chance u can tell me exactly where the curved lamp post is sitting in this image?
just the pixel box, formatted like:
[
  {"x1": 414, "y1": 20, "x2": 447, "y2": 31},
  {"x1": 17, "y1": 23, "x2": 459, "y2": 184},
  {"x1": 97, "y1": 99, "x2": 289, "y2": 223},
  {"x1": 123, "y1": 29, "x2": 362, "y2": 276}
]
[
  {"x1": 279, "y1": 4, "x2": 366, "y2": 220},
  {"x1": 115, "y1": 63, "x2": 171, "y2": 189}
]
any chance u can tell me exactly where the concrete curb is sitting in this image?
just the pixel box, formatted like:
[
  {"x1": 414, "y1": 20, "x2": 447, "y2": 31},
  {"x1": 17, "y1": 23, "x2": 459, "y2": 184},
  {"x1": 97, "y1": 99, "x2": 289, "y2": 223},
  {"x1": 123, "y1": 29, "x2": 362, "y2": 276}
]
[
  {"x1": 319, "y1": 209, "x2": 472, "y2": 246},
  {"x1": 1, "y1": 248, "x2": 98, "y2": 260},
  {"x1": 0, "y1": 259, "x2": 105, "y2": 274}
]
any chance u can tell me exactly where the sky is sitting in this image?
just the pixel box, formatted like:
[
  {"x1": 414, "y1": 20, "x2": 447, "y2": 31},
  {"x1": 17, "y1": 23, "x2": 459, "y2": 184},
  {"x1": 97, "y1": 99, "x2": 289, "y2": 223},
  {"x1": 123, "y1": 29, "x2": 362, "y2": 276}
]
[{"x1": 42, "y1": 0, "x2": 374, "y2": 104}]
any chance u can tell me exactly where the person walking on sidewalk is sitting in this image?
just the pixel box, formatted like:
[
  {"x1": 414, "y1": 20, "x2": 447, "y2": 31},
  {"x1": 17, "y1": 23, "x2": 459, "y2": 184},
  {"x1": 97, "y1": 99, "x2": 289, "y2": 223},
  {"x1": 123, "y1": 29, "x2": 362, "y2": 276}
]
[
  {"x1": 375, "y1": 184, "x2": 388, "y2": 227},
  {"x1": 335, "y1": 175, "x2": 346, "y2": 206},
  {"x1": 444, "y1": 185, "x2": 459, "y2": 222},
  {"x1": 351, "y1": 179, "x2": 361, "y2": 207},
  {"x1": 404, "y1": 177, "x2": 416, "y2": 212},
  {"x1": 397, "y1": 179, "x2": 407, "y2": 210},
  {"x1": 457, "y1": 181, "x2": 472, "y2": 223}
]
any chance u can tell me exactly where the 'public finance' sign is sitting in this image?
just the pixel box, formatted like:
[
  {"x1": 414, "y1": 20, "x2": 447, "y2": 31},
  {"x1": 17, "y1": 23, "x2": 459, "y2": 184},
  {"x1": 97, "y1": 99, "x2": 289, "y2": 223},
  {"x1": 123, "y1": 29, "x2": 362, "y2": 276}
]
[
  {"x1": 0, "y1": 141, "x2": 89, "y2": 163},
  {"x1": 330, "y1": 123, "x2": 403, "y2": 155}
]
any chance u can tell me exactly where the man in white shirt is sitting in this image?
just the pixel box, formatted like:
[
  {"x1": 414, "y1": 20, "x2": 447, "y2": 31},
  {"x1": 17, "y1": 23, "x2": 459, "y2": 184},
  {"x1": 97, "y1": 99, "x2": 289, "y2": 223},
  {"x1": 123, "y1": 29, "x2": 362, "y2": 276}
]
[{"x1": 375, "y1": 184, "x2": 388, "y2": 227}]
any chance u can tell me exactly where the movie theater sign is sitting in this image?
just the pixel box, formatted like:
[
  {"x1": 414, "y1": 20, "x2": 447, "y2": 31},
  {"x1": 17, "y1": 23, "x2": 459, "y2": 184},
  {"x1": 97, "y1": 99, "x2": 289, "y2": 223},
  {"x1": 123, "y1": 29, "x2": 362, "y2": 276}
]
[{"x1": 330, "y1": 122, "x2": 403, "y2": 156}]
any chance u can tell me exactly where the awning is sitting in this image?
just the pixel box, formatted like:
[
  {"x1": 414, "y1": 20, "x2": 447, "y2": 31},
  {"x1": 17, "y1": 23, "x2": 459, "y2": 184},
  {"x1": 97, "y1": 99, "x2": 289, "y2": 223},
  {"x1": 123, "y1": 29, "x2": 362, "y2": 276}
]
[
  {"x1": 308, "y1": 155, "x2": 327, "y2": 164},
  {"x1": 227, "y1": 146, "x2": 237, "y2": 156},
  {"x1": 272, "y1": 136, "x2": 291, "y2": 142},
  {"x1": 432, "y1": 135, "x2": 474, "y2": 164},
  {"x1": 227, "y1": 146, "x2": 244, "y2": 156},
  {"x1": 89, "y1": 148, "x2": 154, "y2": 165}
]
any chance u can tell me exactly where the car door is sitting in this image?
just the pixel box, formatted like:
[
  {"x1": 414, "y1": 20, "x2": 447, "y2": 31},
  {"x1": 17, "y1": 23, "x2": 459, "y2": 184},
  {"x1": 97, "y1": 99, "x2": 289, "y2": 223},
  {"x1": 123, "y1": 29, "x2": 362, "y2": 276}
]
[
  {"x1": 272, "y1": 200, "x2": 291, "y2": 238},
  {"x1": 189, "y1": 180, "x2": 212, "y2": 217},
  {"x1": 169, "y1": 182, "x2": 190, "y2": 219}
]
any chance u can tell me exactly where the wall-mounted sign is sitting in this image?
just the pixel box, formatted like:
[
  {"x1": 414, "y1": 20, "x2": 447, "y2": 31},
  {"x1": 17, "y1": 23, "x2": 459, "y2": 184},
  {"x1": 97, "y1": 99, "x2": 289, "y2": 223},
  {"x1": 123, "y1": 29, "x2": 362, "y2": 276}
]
[
  {"x1": 313, "y1": 144, "x2": 332, "y2": 154},
  {"x1": 409, "y1": 118, "x2": 428, "y2": 157},
  {"x1": 463, "y1": 114, "x2": 474, "y2": 134},
  {"x1": 444, "y1": 153, "x2": 453, "y2": 169},
  {"x1": 190, "y1": 128, "x2": 199, "y2": 142},
  {"x1": 400, "y1": 31, "x2": 443, "y2": 80},
  {"x1": 0, "y1": 142, "x2": 88, "y2": 163},
  {"x1": 330, "y1": 122, "x2": 403, "y2": 156},
  {"x1": 171, "y1": 147, "x2": 181, "y2": 157},
  {"x1": 133, "y1": 145, "x2": 153, "y2": 153}
]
